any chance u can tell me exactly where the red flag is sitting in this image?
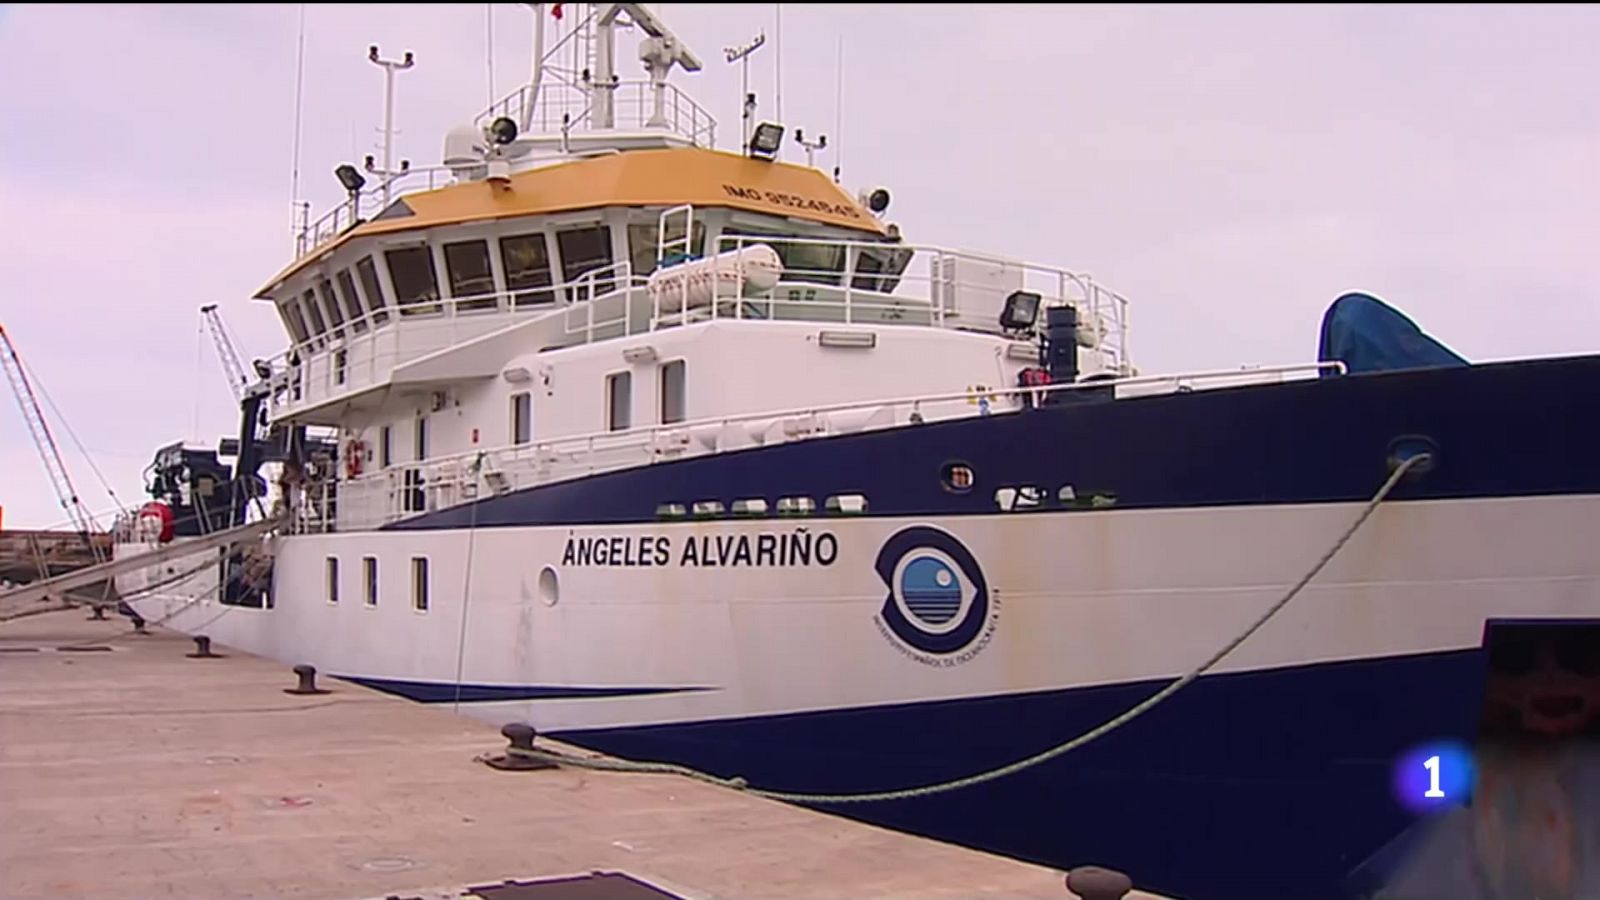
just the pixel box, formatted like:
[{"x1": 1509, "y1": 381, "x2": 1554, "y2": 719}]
[{"x1": 551, "y1": 3, "x2": 563, "y2": 19}]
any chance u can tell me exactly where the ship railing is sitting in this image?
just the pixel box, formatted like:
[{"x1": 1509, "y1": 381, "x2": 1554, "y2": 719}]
[
  {"x1": 310, "y1": 360, "x2": 1344, "y2": 533},
  {"x1": 258, "y1": 235, "x2": 1136, "y2": 419},
  {"x1": 476, "y1": 80, "x2": 716, "y2": 149},
  {"x1": 293, "y1": 167, "x2": 459, "y2": 260}
]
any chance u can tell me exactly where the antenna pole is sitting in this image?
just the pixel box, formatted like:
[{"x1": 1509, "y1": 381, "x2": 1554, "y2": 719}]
[
  {"x1": 289, "y1": 3, "x2": 307, "y2": 251},
  {"x1": 724, "y1": 32, "x2": 765, "y2": 152},
  {"x1": 833, "y1": 35, "x2": 843, "y2": 183},
  {"x1": 368, "y1": 45, "x2": 415, "y2": 208},
  {"x1": 774, "y1": 4, "x2": 782, "y2": 126}
]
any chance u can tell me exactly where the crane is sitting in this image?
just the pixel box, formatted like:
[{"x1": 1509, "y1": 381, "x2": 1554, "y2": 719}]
[
  {"x1": 0, "y1": 324, "x2": 101, "y2": 543},
  {"x1": 200, "y1": 304, "x2": 251, "y2": 402}
]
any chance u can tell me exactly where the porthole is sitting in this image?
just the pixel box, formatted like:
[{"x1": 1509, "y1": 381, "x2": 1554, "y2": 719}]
[
  {"x1": 940, "y1": 462, "x2": 976, "y2": 494},
  {"x1": 537, "y1": 565, "x2": 560, "y2": 607}
]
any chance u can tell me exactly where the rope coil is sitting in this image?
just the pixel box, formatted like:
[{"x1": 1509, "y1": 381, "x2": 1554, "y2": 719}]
[{"x1": 503, "y1": 453, "x2": 1431, "y2": 804}]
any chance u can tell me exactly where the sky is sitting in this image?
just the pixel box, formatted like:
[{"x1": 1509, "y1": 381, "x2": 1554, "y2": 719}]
[{"x1": 1, "y1": 3, "x2": 1597, "y2": 528}]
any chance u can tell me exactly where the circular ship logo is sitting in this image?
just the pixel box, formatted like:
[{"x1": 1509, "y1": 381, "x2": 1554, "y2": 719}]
[{"x1": 874, "y1": 526, "x2": 998, "y2": 667}]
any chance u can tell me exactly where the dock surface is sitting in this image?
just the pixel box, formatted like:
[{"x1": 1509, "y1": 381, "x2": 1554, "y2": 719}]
[{"x1": 0, "y1": 611, "x2": 1164, "y2": 900}]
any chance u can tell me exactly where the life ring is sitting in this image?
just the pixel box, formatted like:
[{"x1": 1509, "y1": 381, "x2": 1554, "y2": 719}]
[{"x1": 344, "y1": 440, "x2": 366, "y2": 479}]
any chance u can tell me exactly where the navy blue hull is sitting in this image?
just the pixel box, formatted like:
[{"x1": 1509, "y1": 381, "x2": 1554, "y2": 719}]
[
  {"x1": 548, "y1": 650, "x2": 1489, "y2": 900},
  {"x1": 390, "y1": 354, "x2": 1600, "y2": 531}
]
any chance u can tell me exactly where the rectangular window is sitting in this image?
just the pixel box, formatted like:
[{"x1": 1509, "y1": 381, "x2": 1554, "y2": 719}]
[
  {"x1": 362, "y1": 556, "x2": 378, "y2": 606},
  {"x1": 414, "y1": 415, "x2": 429, "y2": 460},
  {"x1": 499, "y1": 233, "x2": 556, "y2": 306},
  {"x1": 385, "y1": 245, "x2": 441, "y2": 315},
  {"x1": 335, "y1": 268, "x2": 368, "y2": 332},
  {"x1": 659, "y1": 359, "x2": 686, "y2": 424},
  {"x1": 280, "y1": 298, "x2": 310, "y2": 345},
  {"x1": 606, "y1": 371, "x2": 631, "y2": 432},
  {"x1": 724, "y1": 228, "x2": 845, "y2": 287},
  {"x1": 334, "y1": 348, "x2": 348, "y2": 385},
  {"x1": 557, "y1": 225, "x2": 615, "y2": 297},
  {"x1": 411, "y1": 557, "x2": 430, "y2": 612},
  {"x1": 301, "y1": 289, "x2": 328, "y2": 338},
  {"x1": 511, "y1": 392, "x2": 532, "y2": 445},
  {"x1": 379, "y1": 425, "x2": 393, "y2": 468},
  {"x1": 325, "y1": 557, "x2": 339, "y2": 604},
  {"x1": 318, "y1": 278, "x2": 345, "y2": 333},
  {"x1": 628, "y1": 220, "x2": 705, "y2": 277},
  {"x1": 356, "y1": 256, "x2": 390, "y2": 325},
  {"x1": 444, "y1": 240, "x2": 498, "y2": 312}
]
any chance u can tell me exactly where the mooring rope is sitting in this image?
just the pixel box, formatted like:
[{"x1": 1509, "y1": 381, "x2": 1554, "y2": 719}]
[{"x1": 503, "y1": 453, "x2": 1431, "y2": 804}]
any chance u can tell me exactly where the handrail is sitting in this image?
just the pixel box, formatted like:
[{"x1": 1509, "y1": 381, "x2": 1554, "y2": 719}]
[{"x1": 293, "y1": 359, "x2": 1345, "y2": 533}]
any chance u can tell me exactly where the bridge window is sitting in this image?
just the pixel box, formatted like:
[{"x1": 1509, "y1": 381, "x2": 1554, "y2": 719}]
[
  {"x1": 606, "y1": 371, "x2": 631, "y2": 431},
  {"x1": 411, "y1": 557, "x2": 430, "y2": 612},
  {"x1": 335, "y1": 269, "x2": 368, "y2": 333},
  {"x1": 500, "y1": 232, "x2": 556, "y2": 306},
  {"x1": 628, "y1": 219, "x2": 706, "y2": 277},
  {"x1": 557, "y1": 225, "x2": 615, "y2": 297},
  {"x1": 318, "y1": 278, "x2": 345, "y2": 334},
  {"x1": 301, "y1": 289, "x2": 328, "y2": 339},
  {"x1": 362, "y1": 556, "x2": 378, "y2": 606},
  {"x1": 385, "y1": 245, "x2": 441, "y2": 315},
  {"x1": 510, "y1": 392, "x2": 532, "y2": 445},
  {"x1": 659, "y1": 359, "x2": 686, "y2": 424},
  {"x1": 280, "y1": 298, "x2": 310, "y2": 345},
  {"x1": 724, "y1": 228, "x2": 844, "y2": 287},
  {"x1": 444, "y1": 239, "x2": 497, "y2": 311},
  {"x1": 356, "y1": 256, "x2": 390, "y2": 325}
]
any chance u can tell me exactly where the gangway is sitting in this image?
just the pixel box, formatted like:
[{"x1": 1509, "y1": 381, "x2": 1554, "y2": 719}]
[{"x1": 0, "y1": 516, "x2": 280, "y2": 620}]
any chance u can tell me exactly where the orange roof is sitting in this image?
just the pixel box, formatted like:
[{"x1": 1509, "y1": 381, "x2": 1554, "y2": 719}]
[{"x1": 257, "y1": 147, "x2": 886, "y2": 297}]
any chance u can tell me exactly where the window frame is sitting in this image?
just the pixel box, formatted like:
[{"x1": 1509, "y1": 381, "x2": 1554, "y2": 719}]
[
  {"x1": 411, "y1": 557, "x2": 430, "y2": 612},
  {"x1": 606, "y1": 371, "x2": 632, "y2": 432},
  {"x1": 658, "y1": 359, "x2": 686, "y2": 425}
]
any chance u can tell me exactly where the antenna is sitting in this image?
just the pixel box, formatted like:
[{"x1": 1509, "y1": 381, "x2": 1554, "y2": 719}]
[
  {"x1": 289, "y1": 3, "x2": 307, "y2": 251},
  {"x1": 367, "y1": 45, "x2": 415, "y2": 207},
  {"x1": 774, "y1": 3, "x2": 783, "y2": 127},
  {"x1": 486, "y1": 3, "x2": 494, "y2": 109},
  {"x1": 833, "y1": 35, "x2": 843, "y2": 183},
  {"x1": 724, "y1": 32, "x2": 766, "y2": 152}
]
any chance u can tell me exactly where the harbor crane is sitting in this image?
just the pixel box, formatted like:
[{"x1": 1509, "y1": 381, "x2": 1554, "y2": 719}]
[
  {"x1": 0, "y1": 324, "x2": 102, "y2": 547},
  {"x1": 200, "y1": 304, "x2": 252, "y2": 401}
]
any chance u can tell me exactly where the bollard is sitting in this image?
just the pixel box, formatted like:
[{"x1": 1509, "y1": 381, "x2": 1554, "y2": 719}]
[
  {"x1": 1065, "y1": 866, "x2": 1133, "y2": 900},
  {"x1": 283, "y1": 663, "x2": 331, "y2": 696},
  {"x1": 484, "y1": 722, "x2": 558, "y2": 771},
  {"x1": 87, "y1": 606, "x2": 108, "y2": 621},
  {"x1": 186, "y1": 635, "x2": 224, "y2": 659}
]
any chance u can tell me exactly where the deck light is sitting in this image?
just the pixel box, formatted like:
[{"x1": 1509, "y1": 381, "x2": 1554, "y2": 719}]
[
  {"x1": 335, "y1": 164, "x2": 367, "y2": 193},
  {"x1": 488, "y1": 116, "x2": 519, "y2": 145},
  {"x1": 999, "y1": 291, "x2": 1042, "y2": 332},
  {"x1": 748, "y1": 121, "x2": 785, "y2": 159}
]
